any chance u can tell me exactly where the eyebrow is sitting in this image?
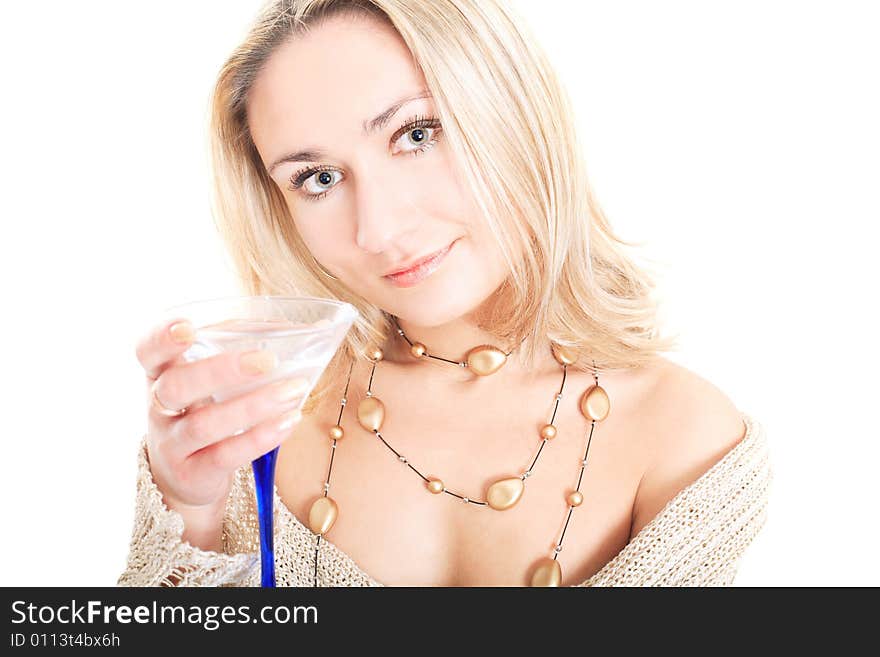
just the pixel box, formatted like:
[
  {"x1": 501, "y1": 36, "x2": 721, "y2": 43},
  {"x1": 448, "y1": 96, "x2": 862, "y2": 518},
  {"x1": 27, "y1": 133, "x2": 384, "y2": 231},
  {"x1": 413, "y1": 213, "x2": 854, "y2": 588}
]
[{"x1": 267, "y1": 89, "x2": 433, "y2": 174}]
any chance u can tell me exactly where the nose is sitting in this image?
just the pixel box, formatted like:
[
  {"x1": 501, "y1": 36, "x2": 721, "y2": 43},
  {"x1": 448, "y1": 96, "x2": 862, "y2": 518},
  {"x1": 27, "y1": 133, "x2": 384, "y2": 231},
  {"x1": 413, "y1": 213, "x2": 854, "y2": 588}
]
[{"x1": 353, "y1": 169, "x2": 418, "y2": 255}]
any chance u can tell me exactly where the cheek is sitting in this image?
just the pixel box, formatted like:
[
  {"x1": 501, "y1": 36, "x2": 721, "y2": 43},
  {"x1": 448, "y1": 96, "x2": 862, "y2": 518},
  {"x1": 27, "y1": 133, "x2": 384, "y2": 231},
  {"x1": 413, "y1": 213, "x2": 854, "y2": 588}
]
[
  {"x1": 463, "y1": 232, "x2": 511, "y2": 282},
  {"x1": 290, "y1": 220, "x2": 338, "y2": 267},
  {"x1": 449, "y1": 196, "x2": 509, "y2": 273},
  {"x1": 464, "y1": 214, "x2": 523, "y2": 289}
]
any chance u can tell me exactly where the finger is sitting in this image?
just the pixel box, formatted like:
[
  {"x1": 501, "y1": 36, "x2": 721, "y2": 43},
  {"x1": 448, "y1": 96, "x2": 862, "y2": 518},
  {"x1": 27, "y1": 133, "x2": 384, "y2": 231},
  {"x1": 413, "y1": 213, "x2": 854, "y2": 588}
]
[
  {"x1": 190, "y1": 406, "x2": 305, "y2": 472},
  {"x1": 151, "y1": 348, "x2": 280, "y2": 416},
  {"x1": 145, "y1": 382, "x2": 212, "y2": 429},
  {"x1": 136, "y1": 317, "x2": 196, "y2": 381},
  {"x1": 172, "y1": 376, "x2": 310, "y2": 457}
]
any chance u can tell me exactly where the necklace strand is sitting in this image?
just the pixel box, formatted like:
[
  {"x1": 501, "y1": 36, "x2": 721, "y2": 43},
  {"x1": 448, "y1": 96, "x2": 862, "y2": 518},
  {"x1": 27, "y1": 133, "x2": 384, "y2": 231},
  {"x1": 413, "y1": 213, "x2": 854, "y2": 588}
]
[
  {"x1": 389, "y1": 315, "x2": 527, "y2": 370},
  {"x1": 307, "y1": 323, "x2": 610, "y2": 586},
  {"x1": 358, "y1": 354, "x2": 568, "y2": 506}
]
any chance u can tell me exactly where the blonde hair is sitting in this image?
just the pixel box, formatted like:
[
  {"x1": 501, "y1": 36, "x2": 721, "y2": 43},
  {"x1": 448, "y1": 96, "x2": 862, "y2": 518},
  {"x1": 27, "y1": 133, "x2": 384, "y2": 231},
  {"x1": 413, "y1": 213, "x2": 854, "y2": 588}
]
[{"x1": 208, "y1": 0, "x2": 679, "y2": 415}]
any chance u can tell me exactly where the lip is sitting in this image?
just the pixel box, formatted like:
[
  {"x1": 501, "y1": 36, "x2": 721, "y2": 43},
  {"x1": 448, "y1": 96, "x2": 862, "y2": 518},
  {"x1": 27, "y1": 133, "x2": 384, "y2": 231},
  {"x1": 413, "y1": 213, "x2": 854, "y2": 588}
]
[{"x1": 383, "y1": 239, "x2": 458, "y2": 287}]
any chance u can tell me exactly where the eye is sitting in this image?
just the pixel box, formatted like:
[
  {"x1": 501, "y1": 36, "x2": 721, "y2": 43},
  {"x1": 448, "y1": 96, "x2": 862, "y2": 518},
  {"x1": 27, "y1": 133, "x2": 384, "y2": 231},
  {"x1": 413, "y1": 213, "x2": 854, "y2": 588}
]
[
  {"x1": 302, "y1": 169, "x2": 342, "y2": 196},
  {"x1": 288, "y1": 167, "x2": 342, "y2": 203},
  {"x1": 391, "y1": 115, "x2": 443, "y2": 157},
  {"x1": 286, "y1": 114, "x2": 443, "y2": 202}
]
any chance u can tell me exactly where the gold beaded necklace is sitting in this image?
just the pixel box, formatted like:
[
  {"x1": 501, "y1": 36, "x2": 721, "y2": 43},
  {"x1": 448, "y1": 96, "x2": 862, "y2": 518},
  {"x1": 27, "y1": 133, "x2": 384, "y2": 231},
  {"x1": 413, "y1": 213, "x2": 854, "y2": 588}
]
[
  {"x1": 392, "y1": 315, "x2": 526, "y2": 375},
  {"x1": 305, "y1": 318, "x2": 611, "y2": 586}
]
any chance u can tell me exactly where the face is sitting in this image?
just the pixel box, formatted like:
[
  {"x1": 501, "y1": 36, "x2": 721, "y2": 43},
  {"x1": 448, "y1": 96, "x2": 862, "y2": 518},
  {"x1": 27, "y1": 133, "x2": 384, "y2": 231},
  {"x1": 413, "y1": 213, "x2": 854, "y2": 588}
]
[{"x1": 246, "y1": 15, "x2": 511, "y2": 327}]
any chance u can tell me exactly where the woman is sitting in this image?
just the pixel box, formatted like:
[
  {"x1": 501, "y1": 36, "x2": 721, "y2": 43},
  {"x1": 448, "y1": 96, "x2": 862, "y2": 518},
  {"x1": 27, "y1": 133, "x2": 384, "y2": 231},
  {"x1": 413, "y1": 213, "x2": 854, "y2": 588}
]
[{"x1": 118, "y1": 0, "x2": 772, "y2": 587}]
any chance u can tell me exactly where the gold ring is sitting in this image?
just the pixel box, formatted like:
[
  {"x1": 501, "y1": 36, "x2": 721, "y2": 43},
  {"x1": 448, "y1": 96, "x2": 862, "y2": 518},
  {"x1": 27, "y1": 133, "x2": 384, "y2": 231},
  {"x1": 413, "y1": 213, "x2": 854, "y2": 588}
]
[{"x1": 150, "y1": 378, "x2": 188, "y2": 418}]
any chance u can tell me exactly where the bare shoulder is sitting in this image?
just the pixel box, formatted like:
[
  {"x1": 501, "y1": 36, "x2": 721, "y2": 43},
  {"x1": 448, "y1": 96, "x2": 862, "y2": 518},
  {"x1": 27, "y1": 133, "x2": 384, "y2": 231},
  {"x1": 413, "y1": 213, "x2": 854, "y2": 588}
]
[{"x1": 628, "y1": 356, "x2": 747, "y2": 539}]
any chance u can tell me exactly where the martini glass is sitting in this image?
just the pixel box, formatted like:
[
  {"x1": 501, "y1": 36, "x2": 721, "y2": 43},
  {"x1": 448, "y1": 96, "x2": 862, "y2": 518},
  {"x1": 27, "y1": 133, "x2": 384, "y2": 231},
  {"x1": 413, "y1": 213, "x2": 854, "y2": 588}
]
[{"x1": 162, "y1": 295, "x2": 359, "y2": 587}]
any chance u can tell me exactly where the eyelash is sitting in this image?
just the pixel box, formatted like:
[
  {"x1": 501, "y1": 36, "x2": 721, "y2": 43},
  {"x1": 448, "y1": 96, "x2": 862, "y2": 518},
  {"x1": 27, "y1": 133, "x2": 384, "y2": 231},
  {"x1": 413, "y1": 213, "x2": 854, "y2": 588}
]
[{"x1": 286, "y1": 114, "x2": 443, "y2": 202}]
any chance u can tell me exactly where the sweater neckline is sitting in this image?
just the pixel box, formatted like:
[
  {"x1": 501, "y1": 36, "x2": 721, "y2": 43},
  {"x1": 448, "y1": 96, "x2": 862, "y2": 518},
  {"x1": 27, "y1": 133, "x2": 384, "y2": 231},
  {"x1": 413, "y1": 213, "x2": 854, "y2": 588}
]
[{"x1": 267, "y1": 412, "x2": 761, "y2": 587}]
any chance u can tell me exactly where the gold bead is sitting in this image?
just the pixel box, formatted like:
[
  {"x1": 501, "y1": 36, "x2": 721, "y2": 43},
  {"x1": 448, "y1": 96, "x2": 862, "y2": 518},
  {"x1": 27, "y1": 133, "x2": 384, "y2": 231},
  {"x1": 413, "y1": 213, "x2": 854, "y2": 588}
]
[
  {"x1": 357, "y1": 396, "x2": 385, "y2": 432},
  {"x1": 486, "y1": 477, "x2": 525, "y2": 510},
  {"x1": 410, "y1": 342, "x2": 426, "y2": 358},
  {"x1": 568, "y1": 491, "x2": 584, "y2": 507},
  {"x1": 551, "y1": 343, "x2": 578, "y2": 366},
  {"x1": 540, "y1": 424, "x2": 557, "y2": 440},
  {"x1": 579, "y1": 384, "x2": 610, "y2": 422},
  {"x1": 367, "y1": 347, "x2": 384, "y2": 362},
  {"x1": 426, "y1": 478, "x2": 444, "y2": 494},
  {"x1": 530, "y1": 557, "x2": 562, "y2": 586},
  {"x1": 465, "y1": 345, "x2": 507, "y2": 376},
  {"x1": 328, "y1": 425, "x2": 344, "y2": 441},
  {"x1": 308, "y1": 496, "x2": 338, "y2": 535}
]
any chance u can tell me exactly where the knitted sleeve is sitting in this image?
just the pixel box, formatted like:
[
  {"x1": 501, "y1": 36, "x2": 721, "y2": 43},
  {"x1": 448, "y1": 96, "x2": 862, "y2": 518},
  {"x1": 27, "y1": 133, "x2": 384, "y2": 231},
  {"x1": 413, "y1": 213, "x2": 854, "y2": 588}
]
[
  {"x1": 581, "y1": 414, "x2": 773, "y2": 586},
  {"x1": 116, "y1": 435, "x2": 259, "y2": 587}
]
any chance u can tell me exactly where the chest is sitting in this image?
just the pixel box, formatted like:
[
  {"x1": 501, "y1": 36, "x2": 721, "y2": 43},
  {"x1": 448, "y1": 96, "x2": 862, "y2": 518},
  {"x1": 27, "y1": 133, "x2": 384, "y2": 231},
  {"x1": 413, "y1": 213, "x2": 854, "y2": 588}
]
[{"x1": 275, "y1": 364, "x2": 653, "y2": 586}]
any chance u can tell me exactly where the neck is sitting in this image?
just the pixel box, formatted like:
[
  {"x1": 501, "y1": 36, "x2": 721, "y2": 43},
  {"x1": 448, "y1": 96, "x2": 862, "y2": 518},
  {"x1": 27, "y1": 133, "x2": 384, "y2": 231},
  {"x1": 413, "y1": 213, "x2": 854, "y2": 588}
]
[{"x1": 380, "y1": 313, "x2": 555, "y2": 386}]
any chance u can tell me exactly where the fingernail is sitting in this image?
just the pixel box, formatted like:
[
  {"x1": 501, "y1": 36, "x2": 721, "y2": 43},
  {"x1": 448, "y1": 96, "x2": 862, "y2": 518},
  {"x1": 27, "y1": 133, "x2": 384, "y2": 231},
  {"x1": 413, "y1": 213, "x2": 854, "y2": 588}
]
[
  {"x1": 274, "y1": 377, "x2": 310, "y2": 403},
  {"x1": 169, "y1": 321, "x2": 194, "y2": 344},
  {"x1": 278, "y1": 408, "x2": 302, "y2": 431},
  {"x1": 240, "y1": 349, "x2": 278, "y2": 375}
]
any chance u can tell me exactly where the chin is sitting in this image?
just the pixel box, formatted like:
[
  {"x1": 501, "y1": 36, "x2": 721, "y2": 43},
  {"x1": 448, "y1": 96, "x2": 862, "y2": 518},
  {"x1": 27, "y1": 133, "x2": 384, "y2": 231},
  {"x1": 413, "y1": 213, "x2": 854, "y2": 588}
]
[
  {"x1": 390, "y1": 291, "x2": 477, "y2": 328},
  {"x1": 389, "y1": 282, "x2": 503, "y2": 330}
]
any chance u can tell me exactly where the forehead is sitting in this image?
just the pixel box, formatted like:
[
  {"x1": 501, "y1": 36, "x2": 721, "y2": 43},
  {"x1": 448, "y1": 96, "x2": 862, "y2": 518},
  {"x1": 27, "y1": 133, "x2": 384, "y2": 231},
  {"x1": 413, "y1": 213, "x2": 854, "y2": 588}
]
[{"x1": 247, "y1": 16, "x2": 427, "y2": 159}]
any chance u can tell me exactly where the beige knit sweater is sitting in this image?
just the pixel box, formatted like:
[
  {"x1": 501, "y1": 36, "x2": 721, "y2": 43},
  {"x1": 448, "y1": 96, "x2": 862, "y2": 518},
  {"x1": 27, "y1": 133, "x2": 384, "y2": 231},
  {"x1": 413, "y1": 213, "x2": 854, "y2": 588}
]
[{"x1": 117, "y1": 413, "x2": 772, "y2": 587}]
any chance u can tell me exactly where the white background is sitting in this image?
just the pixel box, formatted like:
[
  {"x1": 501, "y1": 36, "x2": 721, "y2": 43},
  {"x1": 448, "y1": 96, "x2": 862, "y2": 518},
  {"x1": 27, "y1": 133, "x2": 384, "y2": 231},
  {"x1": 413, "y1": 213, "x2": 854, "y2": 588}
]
[{"x1": 1, "y1": 0, "x2": 877, "y2": 586}]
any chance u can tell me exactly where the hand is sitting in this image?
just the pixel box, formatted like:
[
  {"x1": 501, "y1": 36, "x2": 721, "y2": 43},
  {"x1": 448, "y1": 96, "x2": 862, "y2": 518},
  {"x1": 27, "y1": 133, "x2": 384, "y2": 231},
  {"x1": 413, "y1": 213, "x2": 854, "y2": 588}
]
[{"x1": 135, "y1": 317, "x2": 308, "y2": 511}]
